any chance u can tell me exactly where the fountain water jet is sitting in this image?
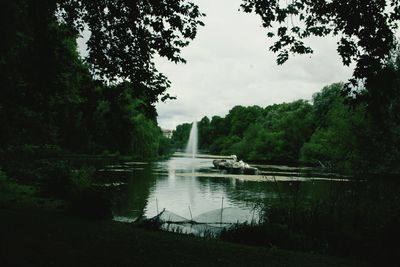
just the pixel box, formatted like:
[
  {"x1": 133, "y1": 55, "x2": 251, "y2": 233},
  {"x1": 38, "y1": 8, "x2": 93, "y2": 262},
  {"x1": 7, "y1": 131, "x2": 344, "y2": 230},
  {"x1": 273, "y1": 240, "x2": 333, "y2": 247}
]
[{"x1": 185, "y1": 121, "x2": 198, "y2": 158}]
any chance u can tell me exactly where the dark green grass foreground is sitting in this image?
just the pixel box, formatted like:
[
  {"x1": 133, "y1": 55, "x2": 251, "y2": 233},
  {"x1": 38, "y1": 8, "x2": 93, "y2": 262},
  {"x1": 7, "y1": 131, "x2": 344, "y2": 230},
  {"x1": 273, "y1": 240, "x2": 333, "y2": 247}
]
[{"x1": 0, "y1": 206, "x2": 367, "y2": 267}]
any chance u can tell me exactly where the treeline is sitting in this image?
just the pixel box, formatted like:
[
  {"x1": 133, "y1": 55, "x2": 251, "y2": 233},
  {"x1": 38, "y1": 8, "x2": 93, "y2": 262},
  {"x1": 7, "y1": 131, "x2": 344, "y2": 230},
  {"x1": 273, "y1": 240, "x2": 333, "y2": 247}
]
[
  {"x1": 172, "y1": 51, "x2": 400, "y2": 174},
  {"x1": 0, "y1": 1, "x2": 177, "y2": 214},
  {"x1": 0, "y1": 1, "x2": 171, "y2": 160},
  {"x1": 173, "y1": 100, "x2": 313, "y2": 163}
]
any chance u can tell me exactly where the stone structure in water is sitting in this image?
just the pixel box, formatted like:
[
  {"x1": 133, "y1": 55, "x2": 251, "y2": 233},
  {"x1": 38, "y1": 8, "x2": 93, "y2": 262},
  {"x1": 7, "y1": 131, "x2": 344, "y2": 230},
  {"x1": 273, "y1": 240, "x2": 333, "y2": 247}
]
[{"x1": 213, "y1": 155, "x2": 258, "y2": 175}]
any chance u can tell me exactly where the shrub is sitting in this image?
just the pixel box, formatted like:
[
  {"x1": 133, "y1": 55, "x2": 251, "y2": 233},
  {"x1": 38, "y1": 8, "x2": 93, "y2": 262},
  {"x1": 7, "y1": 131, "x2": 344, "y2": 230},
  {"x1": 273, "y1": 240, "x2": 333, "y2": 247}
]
[
  {"x1": 69, "y1": 166, "x2": 95, "y2": 197},
  {"x1": 0, "y1": 145, "x2": 62, "y2": 182},
  {"x1": 0, "y1": 169, "x2": 14, "y2": 193},
  {"x1": 220, "y1": 223, "x2": 319, "y2": 251},
  {"x1": 222, "y1": 178, "x2": 400, "y2": 264},
  {"x1": 37, "y1": 161, "x2": 111, "y2": 219},
  {"x1": 39, "y1": 160, "x2": 94, "y2": 199},
  {"x1": 68, "y1": 187, "x2": 113, "y2": 220},
  {"x1": 39, "y1": 160, "x2": 75, "y2": 199}
]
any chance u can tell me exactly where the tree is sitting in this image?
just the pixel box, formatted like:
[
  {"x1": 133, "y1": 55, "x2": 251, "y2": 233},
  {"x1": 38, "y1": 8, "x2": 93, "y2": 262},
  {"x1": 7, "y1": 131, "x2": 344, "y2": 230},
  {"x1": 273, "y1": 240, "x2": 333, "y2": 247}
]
[
  {"x1": 198, "y1": 116, "x2": 212, "y2": 149},
  {"x1": 226, "y1": 106, "x2": 263, "y2": 137},
  {"x1": 301, "y1": 83, "x2": 371, "y2": 172},
  {"x1": 312, "y1": 83, "x2": 343, "y2": 127},
  {"x1": 0, "y1": 1, "x2": 92, "y2": 146},
  {"x1": 171, "y1": 123, "x2": 192, "y2": 149},
  {"x1": 240, "y1": 0, "x2": 400, "y2": 94},
  {"x1": 172, "y1": 101, "x2": 315, "y2": 163},
  {"x1": 0, "y1": 0, "x2": 180, "y2": 159},
  {"x1": 58, "y1": 0, "x2": 205, "y2": 103}
]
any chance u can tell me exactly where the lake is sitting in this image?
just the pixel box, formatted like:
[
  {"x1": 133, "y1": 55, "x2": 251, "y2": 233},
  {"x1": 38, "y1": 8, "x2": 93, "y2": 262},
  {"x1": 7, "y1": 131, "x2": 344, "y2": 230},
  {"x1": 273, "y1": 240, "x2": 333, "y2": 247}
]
[{"x1": 94, "y1": 153, "x2": 351, "y2": 228}]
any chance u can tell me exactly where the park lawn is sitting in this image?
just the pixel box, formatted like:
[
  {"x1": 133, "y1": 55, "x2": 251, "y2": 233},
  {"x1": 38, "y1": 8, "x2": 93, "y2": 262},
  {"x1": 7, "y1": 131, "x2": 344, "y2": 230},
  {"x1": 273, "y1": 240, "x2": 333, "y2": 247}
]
[{"x1": 0, "y1": 200, "x2": 368, "y2": 267}]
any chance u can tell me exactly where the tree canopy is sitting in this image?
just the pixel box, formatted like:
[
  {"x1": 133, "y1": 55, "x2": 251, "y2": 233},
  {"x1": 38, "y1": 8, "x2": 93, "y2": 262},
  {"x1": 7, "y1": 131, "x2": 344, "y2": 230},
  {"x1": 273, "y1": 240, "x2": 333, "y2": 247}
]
[
  {"x1": 57, "y1": 0, "x2": 204, "y2": 103},
  {"x1": 172, "y1": 47, "x2": 400, "y2": 174},
  {"x1": 241, "y1": 0, "x2": 400, "y2": 94},
  {"x1": 34, "y1": 0, "x2": 400, "y2": 100},
  {"x1": 0, "y1": 0, "x2": 179, "y2": 158}
]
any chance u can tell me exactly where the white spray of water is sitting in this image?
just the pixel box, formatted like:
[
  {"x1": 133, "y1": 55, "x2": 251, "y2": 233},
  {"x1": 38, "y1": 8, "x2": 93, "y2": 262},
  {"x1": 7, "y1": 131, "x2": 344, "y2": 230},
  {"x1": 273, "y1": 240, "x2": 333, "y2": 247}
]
[{"x1": 185, "y1": 121, "x2": 198, "y2": 158}]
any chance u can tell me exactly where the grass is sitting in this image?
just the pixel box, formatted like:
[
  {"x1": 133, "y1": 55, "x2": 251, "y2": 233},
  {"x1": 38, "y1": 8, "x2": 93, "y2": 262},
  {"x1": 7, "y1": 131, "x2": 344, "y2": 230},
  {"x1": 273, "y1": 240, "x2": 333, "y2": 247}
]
[
  {"x1": 0, "y1": 197, "x2": 368, "y2": 267},
  {"x1": 221, "y1": 178, "x2": 400, "y2": 265}
]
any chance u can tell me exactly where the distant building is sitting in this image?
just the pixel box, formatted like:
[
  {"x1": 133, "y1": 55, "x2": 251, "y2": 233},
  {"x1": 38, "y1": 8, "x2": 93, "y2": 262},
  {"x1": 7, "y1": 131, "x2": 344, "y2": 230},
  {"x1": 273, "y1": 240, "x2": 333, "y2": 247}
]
[{"x1": 162, "y1": 129, "x2": 173, "y2": 139}]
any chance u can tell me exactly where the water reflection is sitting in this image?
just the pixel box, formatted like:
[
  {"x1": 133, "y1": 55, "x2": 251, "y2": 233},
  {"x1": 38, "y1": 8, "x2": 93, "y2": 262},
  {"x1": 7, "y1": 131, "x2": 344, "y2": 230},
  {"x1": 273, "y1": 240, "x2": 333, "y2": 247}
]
[
  {"x1": 109, "y1": 165, "x2": 156, "y2": 219},
  {"x1": 109, "y1": 154, "x2": 350, "y2": 223}
]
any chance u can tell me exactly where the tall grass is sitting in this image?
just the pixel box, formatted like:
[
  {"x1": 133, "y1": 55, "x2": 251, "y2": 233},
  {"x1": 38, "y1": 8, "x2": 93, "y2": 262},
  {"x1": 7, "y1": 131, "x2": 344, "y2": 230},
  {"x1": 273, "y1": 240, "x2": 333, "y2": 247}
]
[{"x1": 221, "y1": 177, "x2": 400, "y2": 264}]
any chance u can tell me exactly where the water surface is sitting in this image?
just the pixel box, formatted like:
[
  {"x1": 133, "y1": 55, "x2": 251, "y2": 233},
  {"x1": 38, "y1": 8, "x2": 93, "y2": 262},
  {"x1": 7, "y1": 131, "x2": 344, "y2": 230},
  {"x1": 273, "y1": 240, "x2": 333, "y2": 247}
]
[{"x1": 98, "y1": 153, "x2": 348, "y2": 224}]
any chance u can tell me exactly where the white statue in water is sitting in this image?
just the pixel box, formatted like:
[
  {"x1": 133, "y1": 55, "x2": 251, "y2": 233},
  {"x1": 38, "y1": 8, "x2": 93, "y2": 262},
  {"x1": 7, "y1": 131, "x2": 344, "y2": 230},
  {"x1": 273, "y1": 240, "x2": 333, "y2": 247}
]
[{"x1": 213, "y1": 155, "x2": 257, "y2": 174}]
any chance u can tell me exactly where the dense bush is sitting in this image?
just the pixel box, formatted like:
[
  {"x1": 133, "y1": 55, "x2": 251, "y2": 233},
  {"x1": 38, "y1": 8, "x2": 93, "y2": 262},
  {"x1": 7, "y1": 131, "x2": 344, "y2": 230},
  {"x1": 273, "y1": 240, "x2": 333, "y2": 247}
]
[
  {"x1": 39, "y1": 160, "x2": 77, "y2": 199},
  {"x1": 0, "y1": 169, "x2": 15, "y2": 193},
  {"x1": 36, "y1": 160, "x2": 112, "y2": 219},
  {"x1": 221, "y1": 223, "x2": 318, "y2": 251},
  {"x1": 172, "y1": 100, "x2": 315, "y2": 164},
  {"x1": 0, "y1": 145, "x2": 62, "y2": 182},
  {"x1": 222, "y1": 178, "x2": 400, "y2": 263},
  {"x1": 68, "y1": 187, "x2": 113, "y2": 220}
]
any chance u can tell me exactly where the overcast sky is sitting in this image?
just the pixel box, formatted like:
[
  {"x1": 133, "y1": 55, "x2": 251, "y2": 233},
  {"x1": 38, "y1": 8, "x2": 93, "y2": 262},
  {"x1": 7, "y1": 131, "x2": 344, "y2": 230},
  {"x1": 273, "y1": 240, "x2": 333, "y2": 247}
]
[
  {"x1": 154, "y1": 0, "x2": 354, "y2": 129},
  {"x1": 77, "y1": 0, "x2": 354, "y2": 130}
]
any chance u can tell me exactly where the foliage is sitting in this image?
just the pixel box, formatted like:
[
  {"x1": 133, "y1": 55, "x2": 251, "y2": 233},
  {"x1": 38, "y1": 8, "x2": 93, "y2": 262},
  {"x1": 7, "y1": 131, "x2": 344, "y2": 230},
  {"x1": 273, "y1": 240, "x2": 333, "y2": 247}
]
[
  {"x1": 35, "y1": 160, "x2": 112, "y2": 219},
  {"x1": 38, "y1": 160, "x2": 94, "y2": 199},
  {"x1": 361, "y1": 46, "x2": 400, "y2": 171},
  {"x1": 1, "y1": 210, "x2": 361, "y2": 267},
  {"x1": 58, "y1": 0, "x2": 204, "y2": 101},
  {"x1": 1, "y1": 0, "x2": 204, "y2": 109},
  {"x1": 172, "y1": 101, "x2": 315, "y2": 164},
  {"x1": 0, "y1": 0, "x2": 175, "y2": 160},
  {"x1": 0, "y1": 1, "x2": 171, "y2": 223},
  {"x1": 240, "y1": 0, "x2": 400, "y2": 94},
  {"x1": 223, "y1": 178, "x2": 400, "y2": 263},
  {"x1": 302, "y1": 65, "x2": 400, "y2": 173},
  {"x1": 0, "y1": 145, "x2": 63, "y2": 182},
  {"x1": 172, "y1": 46, "x2": 400, "y2": 174},
  {"x1": 158, "y1": 135, "x2": 173, "y2": 157},
  {"x1": 0, "y1": 169, "x2": 15, "y2": 193},
  {"x1": 171, "y1": 123, "x2": 193, "y2": 149},
  {"x1": 68, "y1": 187, "x2": 113, "y2": 219},
  {"x1": 173, "y1": 48, "x2": 400, "y2": 174},
  {"x1": 300, "y1": 83, "x2": 370, "y2": 172},
  {"x1": 221, "y1": 223, "x2": 315, "y2": 251}
]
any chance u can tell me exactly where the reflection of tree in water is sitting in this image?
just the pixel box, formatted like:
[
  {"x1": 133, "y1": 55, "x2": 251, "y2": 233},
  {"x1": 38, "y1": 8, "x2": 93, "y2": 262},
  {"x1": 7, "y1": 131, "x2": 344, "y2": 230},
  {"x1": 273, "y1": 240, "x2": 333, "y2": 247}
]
[
  {"x1": 194, "y1": 175, "x2": 353, "y2": 211},
  {"x1": 194, "y1": 176, "x2": 275, "y2": 208},
  {"x1": 112, "y1": 164, "x2": 156, "y2": 219},
  {"x1": 114, "y1": 157, "x2": 387, "y2": 223}
]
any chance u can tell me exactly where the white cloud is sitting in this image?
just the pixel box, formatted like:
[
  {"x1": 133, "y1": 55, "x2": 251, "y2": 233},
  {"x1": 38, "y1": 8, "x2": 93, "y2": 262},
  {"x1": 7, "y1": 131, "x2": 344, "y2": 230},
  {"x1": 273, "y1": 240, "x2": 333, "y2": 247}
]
[
  {"x1": 155, "y1": 0, "x2": 353, "y2": 129},
  {"x1": 76, "y1": 0, "x2": 354, "y2": 130}
]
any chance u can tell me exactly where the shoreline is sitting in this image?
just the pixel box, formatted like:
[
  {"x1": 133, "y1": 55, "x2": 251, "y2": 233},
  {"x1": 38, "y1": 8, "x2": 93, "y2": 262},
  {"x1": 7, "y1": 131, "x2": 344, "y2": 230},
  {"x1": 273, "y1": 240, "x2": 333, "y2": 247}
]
[{"x1": 0, "y1": 198, "x2": 367, "y2": 267}]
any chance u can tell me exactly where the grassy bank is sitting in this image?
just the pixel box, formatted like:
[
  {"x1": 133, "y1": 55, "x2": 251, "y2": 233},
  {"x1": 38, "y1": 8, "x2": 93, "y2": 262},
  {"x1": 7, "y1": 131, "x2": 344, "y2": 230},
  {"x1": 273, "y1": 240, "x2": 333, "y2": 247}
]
[
  {"x1": 221, "y1": 177, "x2": 400, "y2": 266},
  {"x1": 0, "y1": 197, "x2": 367, "y2": 267}
]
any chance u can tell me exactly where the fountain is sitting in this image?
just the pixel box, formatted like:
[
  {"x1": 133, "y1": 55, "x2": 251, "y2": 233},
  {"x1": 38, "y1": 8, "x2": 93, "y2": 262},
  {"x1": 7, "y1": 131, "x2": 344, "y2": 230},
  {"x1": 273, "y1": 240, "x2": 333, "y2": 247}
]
[{"x1": 185, "y1": 121, "x2": 198, "y2": 158}]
